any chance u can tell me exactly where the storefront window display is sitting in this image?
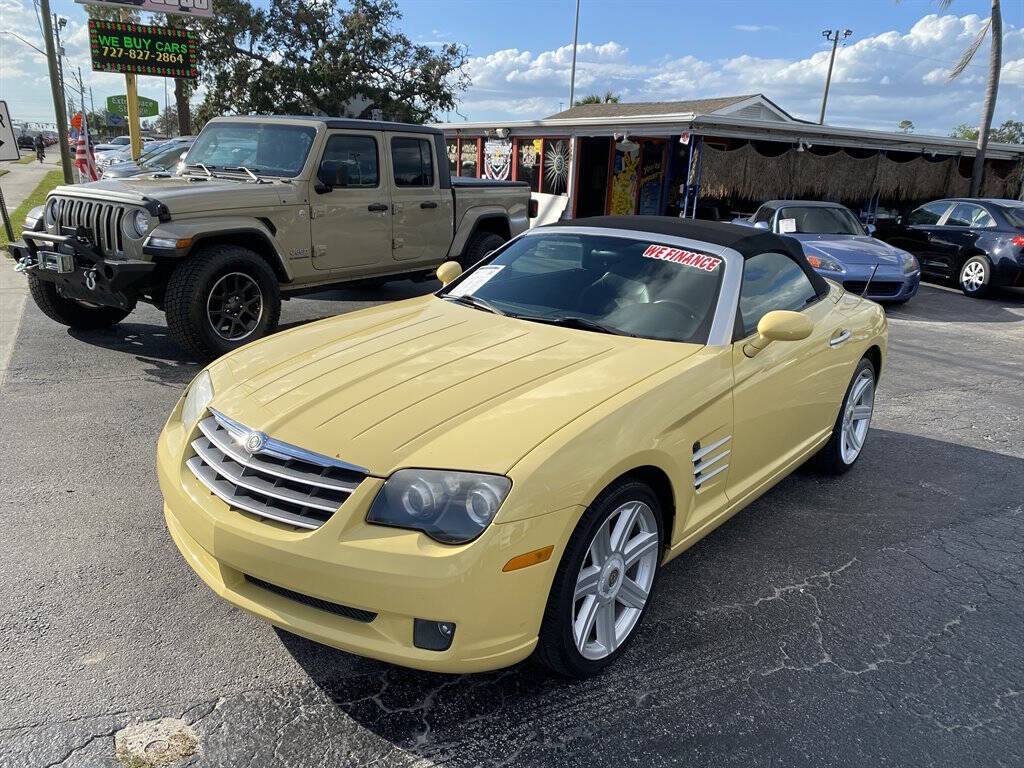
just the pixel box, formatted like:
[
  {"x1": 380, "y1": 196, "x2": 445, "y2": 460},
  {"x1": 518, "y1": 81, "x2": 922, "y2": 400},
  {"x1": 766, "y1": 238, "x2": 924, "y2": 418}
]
[
  {"x1": 517, "y1": 138, "x2": 542, "y2": 192},
  {"x1": 460, "y1": 139, "x2": 479, "y2": 177},
  {"x1": 446, "y1": 140, "x2": 458, "y2": 176},
  {"x1": 483, "y1": 138, "x2": 513, "y2": 180},
  {"x1": 541, "y1": 138, "x2": 570, "y2": 195}
]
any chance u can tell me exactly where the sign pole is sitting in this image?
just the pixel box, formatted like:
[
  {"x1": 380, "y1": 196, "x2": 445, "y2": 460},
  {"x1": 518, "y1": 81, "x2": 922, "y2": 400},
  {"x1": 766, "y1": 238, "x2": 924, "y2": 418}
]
[
  {"x1": 0, "y1": 184, "x2": 14, "y2": 243},
  {"x1": 41, "y1": 0, "x2": 74, "y2": 182},
  {"x1": 125, "y1": 72, "x2": 143, "y2": 161}
]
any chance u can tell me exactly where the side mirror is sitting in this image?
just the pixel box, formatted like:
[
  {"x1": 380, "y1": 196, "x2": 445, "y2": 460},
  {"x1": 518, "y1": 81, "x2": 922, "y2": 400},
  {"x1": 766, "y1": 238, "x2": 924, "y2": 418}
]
[
  {"x1": 743, "y1": 310, "x2": 813, "y2": 358},
  {"x1": 753, "y1": 221, "x2": 769, "y2": 230},
  {"x1": 436, "y1": 261, "x2": 462, "y2": 286},
  {"x1": 865, "y1": 224, "x2": 877, "y2": 236}
]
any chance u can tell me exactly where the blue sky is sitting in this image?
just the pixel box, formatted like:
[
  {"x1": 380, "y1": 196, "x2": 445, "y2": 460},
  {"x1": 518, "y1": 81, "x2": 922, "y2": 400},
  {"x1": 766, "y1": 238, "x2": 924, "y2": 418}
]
[{"x1": 2, "y1": 0, "x2": 1022, "y2": 136}]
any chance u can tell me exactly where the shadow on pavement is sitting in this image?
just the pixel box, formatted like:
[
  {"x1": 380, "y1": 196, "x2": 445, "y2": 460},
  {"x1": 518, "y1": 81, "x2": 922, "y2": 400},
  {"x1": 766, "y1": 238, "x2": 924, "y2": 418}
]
[
  {"x1": 280, "y1": 428, "x2": 1024, "y2": 767},
  {"x1": 885, "y1": 283, "x2": 1024, "y2": 324}
]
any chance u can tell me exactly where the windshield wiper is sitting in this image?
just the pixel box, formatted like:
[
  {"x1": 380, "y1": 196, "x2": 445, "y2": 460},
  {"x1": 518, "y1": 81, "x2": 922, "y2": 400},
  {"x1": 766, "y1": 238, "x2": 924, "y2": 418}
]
[
  {"x1": 225, "y1": 166, "x2": 266, "y2": 183},
  {"x1": 185, "y1": 162, "x2": 214, "y2": 177},
  {"x1": 512, "y1": 314, "x2": 635, "y2": 337},
  {"x1": 442, "y1": 294, "x2": 506, "y2": 316}
]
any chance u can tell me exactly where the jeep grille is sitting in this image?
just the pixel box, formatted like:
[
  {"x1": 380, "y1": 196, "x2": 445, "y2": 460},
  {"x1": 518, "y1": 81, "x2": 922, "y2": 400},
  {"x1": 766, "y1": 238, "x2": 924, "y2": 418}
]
[
  {"x1": 53, "y1": 197, "x2": 128, "y2": 258},
  {"x1": 185, "y1": 410, "x2": 367, "y2": 531}
]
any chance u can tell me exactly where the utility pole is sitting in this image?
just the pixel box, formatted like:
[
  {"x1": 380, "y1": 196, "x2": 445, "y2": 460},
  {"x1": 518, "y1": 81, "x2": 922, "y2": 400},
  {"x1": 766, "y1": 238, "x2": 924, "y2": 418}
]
[
  {"x1": 40, "y1": 0, "x2": 73, "y2": 182},
  {"x1": 819, "y1": 28, "x2": 852, "y2": 125},
  {"x1": 568, "y1": 0, "x2": 581, "y2": 109}
]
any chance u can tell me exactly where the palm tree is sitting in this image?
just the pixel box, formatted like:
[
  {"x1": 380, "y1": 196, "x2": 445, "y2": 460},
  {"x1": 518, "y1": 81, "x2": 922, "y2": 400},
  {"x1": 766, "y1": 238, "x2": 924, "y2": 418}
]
[
  {"x1": 944, "y1": 0, "x2": 1002, "y2": 197},
  {"x1": 574, "y1": 91, "x2": 621, "y2": 106}
]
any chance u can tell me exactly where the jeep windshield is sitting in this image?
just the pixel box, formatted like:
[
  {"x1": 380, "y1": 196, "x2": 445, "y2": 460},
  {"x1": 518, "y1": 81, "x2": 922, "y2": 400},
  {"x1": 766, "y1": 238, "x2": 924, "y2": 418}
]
[
  {"x1": 184, "y1": 123, "x2": 316, "y2": 178},
  {"x1": 440, "y1": 232, "x2": 724, "y2": 344}
]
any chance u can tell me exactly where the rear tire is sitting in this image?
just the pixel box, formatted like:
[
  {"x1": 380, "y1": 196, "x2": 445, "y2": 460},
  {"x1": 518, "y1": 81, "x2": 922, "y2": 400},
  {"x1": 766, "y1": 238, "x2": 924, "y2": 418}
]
[
  {"x1": 459, "y1": 231, "x2": 506, "y2": 269},
  {"x1": 165, "y1": 245, "x2": 280, "y2": 360},
  {"x1": 959, "y1": 255, "x2": 993, "y2": 298},
  {"x1": 27, "y1": 275, "x2": 133, "y2": 329},
  {"x1": 814, "y1": 357, "x2": 876, "y2": 474},
  {"x1": 536, "y1": 480, "x2": 664, "y2": 678}
]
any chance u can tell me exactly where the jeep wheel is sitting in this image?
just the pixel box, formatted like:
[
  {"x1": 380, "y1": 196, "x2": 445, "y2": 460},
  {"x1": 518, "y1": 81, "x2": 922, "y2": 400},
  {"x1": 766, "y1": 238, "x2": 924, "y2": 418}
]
[
  {"x1": 28, "y1": 275, "x2": 133, "y2": 329},
  {"x1": 459, "y1": 231, "x2": 506, "y2": 269},
  {"x1": 165, "y1": 245, "x2": 281, "y2": 359}
]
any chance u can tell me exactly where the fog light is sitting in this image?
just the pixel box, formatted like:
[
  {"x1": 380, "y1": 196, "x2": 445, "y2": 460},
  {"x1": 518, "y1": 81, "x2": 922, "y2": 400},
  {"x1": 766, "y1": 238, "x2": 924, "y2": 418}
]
[{"x1": 413, "y1": 619, "x2": 456, "y2": 651}]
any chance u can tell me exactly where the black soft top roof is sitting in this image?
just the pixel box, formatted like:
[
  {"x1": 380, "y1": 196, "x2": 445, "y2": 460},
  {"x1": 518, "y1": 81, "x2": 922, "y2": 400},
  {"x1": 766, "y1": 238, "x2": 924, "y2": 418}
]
[{"x1": 548, "y1": 215, "x2": 830, "y2": 296}]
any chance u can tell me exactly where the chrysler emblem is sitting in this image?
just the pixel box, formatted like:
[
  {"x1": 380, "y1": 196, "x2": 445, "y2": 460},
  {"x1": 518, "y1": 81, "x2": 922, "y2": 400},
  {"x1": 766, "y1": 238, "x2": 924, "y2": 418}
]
[{"x1": 245, "y1": 431, "x2": 267, "y2": 454}]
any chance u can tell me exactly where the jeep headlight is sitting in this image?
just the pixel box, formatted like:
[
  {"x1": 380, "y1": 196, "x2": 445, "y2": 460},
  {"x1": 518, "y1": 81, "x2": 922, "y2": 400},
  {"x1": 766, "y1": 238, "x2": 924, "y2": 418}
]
[
  {"x1": 367, "y1": 469, "x2": 512, "y2": 544},
  {"x1": 43, "y1": 198, "x2": 58, "y2": 228},
  {"x1": 129, "y1": 209, "x2": 152, "y2": 239},
  {"x1": 181, "y1": 370, "x2": 214, "y2": 429}
]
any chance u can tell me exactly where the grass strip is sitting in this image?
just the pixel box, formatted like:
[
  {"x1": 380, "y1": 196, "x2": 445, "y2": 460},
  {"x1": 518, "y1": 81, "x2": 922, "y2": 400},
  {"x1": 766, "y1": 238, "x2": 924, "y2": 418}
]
[{"x1": 1, "y1": 170, "x2": 63, "y2": 250}]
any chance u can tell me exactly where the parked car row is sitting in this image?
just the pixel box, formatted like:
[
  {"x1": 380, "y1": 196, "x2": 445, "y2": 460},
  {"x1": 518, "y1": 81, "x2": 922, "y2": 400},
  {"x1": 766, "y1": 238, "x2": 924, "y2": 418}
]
[{"x1": 735, "y1": 197, "x2": 1024, "y2": 301}]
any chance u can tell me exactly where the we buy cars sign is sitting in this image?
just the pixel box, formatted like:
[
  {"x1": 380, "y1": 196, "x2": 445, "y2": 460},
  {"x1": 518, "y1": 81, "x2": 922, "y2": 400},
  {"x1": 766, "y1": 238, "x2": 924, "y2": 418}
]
[{"x1": 89, "y1": 20, "x2": 198, "y2": 79}]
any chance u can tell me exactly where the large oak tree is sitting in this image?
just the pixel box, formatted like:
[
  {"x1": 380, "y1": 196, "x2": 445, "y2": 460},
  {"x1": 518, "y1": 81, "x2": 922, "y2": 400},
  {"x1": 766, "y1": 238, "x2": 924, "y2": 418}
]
[{"x1": 194, "y1": 0, "x2": 469, "y2": 124}]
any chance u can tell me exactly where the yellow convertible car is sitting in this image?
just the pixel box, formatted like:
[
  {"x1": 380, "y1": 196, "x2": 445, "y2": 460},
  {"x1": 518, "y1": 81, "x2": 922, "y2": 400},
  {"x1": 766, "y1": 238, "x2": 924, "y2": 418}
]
[{"x1": 158, "y1": 216, "x2": 886, "y2": 677}]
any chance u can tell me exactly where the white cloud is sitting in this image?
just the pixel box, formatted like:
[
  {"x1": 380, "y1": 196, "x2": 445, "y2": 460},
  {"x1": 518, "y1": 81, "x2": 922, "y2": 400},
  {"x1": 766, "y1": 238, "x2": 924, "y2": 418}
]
[
  {"x1": 733, "y1": 24, "x2": 779, "y2": 33},
  {"x1": 454, "y1": 13, "x2": 1024, "y2": 135}
]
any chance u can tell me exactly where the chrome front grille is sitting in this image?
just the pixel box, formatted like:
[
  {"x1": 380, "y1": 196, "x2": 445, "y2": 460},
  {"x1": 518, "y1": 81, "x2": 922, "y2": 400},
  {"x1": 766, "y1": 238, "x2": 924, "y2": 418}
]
[
  {"x1": 186, "y1": 410, "x2": 367, "y2": 530},
  {"x1": 53, "y1": 196, "x2": 128, "y2": 258}
]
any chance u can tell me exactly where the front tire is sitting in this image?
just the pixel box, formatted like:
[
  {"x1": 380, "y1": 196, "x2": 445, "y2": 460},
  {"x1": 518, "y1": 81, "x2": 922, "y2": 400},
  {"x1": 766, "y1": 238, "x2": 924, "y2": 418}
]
[
  {"x1": 27, "y1": 275, "x2": 133, "y2": 329},
  {"x1": 459, "y1": 231, "x2": 506, "y2": 269},
  {"x1": 536, "y1": 480, "x2": 664, "y2": 678},
  {"x1": 165, "y1": 245, "x2": 281, "y2": 359},
  {"x1": 814, "y1": 357, "x2": 876, "y2": 474},
  {"x1": 959, "y1": 255, "x2": 993, "y2": 298}
]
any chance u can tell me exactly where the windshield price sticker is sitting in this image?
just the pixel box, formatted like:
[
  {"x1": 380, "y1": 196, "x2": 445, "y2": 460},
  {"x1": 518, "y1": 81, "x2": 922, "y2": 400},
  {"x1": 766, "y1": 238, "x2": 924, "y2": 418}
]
[
  {"x1": 778, "y1": 218, "x2": 797, "y2": 234},
  {"x1": 89, "y1": 20, "x2": 197, "y2": 79},
  {"x1": 448, "y1": 265, "x2": 504, "y2": 298},
  {"x1": 642, "y1": 244, "x2": 721, "y2": 272}
]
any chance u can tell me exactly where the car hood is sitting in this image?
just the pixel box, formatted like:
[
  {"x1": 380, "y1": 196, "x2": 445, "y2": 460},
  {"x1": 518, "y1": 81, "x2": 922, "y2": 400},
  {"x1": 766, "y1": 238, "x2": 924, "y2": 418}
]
[
  {"x1": 206, "y1": 296, "x2": 702, "y2": 477},
  {"x1": 793, "y1": 234, "x2": 908, "y2": 266},
  {"x1": 52, "y1": 174, "x2": 302, "y2": 213}
]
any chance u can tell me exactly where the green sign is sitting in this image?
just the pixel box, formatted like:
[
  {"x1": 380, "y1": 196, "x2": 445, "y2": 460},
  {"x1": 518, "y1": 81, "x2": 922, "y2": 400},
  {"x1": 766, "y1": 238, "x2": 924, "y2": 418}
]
[
  {"x1": 107, "y1": 95, "x2": 159, "y2": 118},
  {"x1": 88, "y1": 20, "x2": 197, "y2": 79}
]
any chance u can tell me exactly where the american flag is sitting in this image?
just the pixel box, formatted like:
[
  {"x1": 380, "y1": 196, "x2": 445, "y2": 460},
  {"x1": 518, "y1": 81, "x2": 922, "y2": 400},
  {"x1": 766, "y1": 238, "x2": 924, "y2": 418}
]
[{"x1": 74, "y1": 119, "x2": 99, "y2": 183}]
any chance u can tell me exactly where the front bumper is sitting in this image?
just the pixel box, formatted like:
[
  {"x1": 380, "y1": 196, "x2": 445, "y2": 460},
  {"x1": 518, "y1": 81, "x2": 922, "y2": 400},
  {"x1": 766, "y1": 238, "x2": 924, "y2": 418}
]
[
  {"x1": 817, "y1": 265, "x2": 919, "y2": 303},
  {"x1": 157, "y1": 414, "x2": 577, "y2": 673},
  {"x1": 10, "y1": 230, "x2": 155, "y2": 311}
]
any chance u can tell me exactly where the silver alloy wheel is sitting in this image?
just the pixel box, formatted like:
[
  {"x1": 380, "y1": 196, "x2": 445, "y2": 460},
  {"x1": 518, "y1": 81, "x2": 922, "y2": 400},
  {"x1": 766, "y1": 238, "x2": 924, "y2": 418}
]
[
  {"x1": 961, "y1": 260, "x2": 986, "y2": 292},
  {"x1": 840, "y1": 369, "x2": 875, "y2": 464},
  {"x1": 206, "y1": 272, "x2": 263, "y2": 341},
  {"x1": 572, "y1": 500, "x2": 659, "y2": 660}
]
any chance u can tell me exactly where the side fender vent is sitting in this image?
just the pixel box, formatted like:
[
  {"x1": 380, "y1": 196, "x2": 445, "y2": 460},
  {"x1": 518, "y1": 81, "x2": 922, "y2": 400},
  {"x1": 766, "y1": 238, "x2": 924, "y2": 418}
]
[{"x1": 692, "y1": 435, "x2": 731, "y2": 491}]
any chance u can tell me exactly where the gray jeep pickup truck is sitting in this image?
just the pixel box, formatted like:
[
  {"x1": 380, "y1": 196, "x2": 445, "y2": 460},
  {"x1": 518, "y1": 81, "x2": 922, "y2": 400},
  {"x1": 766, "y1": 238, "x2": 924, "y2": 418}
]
[{"x1": 9, "y1": 116, "x2": 532, "y2": 358}]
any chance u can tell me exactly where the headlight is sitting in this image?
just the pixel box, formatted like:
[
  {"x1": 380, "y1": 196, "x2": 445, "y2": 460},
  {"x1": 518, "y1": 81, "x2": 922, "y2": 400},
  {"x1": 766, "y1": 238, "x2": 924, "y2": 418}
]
[
  {"x1": 181, "y1": 370, "x2": 213, "y2": 429},
  {"x1": 805, "y1": 253, "x2": 845, "y2": 273},
  {"x1": 129, "y1": 209, "x2": 152, "y2": 239},
  {"x1": 902, "y1": 254, "x2": 920, "y2": 274},
  {"x1": 367, "y1": 469, "x2": 512, "y2": 544},
  {"x1": 43, "y1": 198, "x2": 58, "y2": 227}
]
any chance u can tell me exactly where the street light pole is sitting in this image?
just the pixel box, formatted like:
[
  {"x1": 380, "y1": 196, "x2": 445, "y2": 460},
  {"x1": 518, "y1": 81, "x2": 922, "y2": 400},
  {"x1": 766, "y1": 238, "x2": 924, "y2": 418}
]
[
  {"x1": 568, "y1": 0, "x2": 580, "y2": 109},
  {"x1": 40, "y1": 0, "x2": 74, "y2": 182},
  {"x1": 818, "y1": 28, "x2": 852, "y2": 125}
]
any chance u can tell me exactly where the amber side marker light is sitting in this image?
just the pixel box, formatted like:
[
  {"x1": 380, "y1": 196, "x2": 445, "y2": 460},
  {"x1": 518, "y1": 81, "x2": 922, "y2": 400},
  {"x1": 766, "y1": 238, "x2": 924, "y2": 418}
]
[{"x1": 502, "y1": 545, "x2": 554, "y2": 572}]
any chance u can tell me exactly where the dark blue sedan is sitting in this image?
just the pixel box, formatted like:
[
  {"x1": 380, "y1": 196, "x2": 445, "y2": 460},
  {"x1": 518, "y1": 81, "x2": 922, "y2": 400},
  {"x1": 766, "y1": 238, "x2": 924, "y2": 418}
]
[
  {"x1": 735, "y1": 201, "x2": 920, "y2": 304},
  {"x1": 874, "y1": 198, "x2": 1024, "y2": 298}
]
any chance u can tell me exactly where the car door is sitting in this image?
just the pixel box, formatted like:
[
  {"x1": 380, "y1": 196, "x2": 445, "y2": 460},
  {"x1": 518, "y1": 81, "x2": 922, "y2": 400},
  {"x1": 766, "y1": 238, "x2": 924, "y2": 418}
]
[
  {"x1": 387, "y1": 132, "x2": 451, "y2": 263},
  {"x1": 728, "y1": 252, "x2": 849, "y2": 503},
  {"x1": 309, "y1": 131, "x2": 392, "y2": 272},
  {"x1": 901, "y1": 201, "x2": 955, "y2": 278},
  {"x1": 933, "y1": 202, "x2": 996, "y2": 277}
]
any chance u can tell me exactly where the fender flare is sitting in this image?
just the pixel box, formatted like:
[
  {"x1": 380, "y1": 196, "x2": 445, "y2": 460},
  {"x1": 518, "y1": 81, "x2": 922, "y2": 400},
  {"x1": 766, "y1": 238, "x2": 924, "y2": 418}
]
[
  {"x1": 145, "y1": 217, "x2": 293, "y2": 282},
  {"x1": 449, "y1": 206, "x2": 513, "y2": 259}
]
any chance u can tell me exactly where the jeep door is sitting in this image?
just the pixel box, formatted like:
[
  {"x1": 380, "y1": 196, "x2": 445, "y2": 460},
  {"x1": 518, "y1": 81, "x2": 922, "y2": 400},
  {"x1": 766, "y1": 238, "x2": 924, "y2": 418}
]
[
  {"x1": 310, "y1": 130, "x2": 392, "y2": 271},
  {"x1": 386, "y1": 132, "x2": 452, "y2": 263}
]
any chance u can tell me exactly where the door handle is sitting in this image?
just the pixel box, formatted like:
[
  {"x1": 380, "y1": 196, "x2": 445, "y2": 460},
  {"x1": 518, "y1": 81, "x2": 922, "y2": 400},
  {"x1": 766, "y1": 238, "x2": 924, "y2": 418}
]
[
  {"x1": 829, "y1": 329, "x2": 851, "y2": 347},
  {"x1": 367, "y1": 203, "x2": 389, "y2": 212},
  {"x1": 420, "y1": 201, "x2": 438, "y2": 209}
]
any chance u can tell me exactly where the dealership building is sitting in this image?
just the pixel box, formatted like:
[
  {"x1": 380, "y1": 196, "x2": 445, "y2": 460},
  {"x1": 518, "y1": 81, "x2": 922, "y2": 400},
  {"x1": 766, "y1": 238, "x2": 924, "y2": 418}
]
[{"x1": 432, "y1": 94, "x2": 1024, "y2": 223}]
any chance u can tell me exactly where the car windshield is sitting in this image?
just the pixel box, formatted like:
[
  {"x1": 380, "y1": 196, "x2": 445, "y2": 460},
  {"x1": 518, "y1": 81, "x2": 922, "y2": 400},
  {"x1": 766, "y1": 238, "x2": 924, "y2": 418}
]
[
  {"x1": 185, "y1": 122, "x2": 317, "y2": 177},
  {"x1": 776, "y1": 206, "x2": 865, "y2": 235},
  {"x1": 144, "y1": 145, "x2": 190, "y2": 170},
  {"x1": 439, "y1": 233, "x2": 725, "y2": 344},
  {"x1": 997, "y1": 203, "x2": 1024, "y2": 228}
]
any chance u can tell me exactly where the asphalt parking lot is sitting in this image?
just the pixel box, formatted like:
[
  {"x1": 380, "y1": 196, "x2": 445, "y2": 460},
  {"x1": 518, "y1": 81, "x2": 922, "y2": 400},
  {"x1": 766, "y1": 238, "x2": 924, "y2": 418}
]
[{"x1": 1, "y1": 280, "x2": 1022, "y2": 768}]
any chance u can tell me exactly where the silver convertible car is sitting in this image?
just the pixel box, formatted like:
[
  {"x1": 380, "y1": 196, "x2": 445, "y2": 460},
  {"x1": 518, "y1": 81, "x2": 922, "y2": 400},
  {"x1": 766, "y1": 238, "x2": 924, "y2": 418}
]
[{"x1": 736, "y1": 201, "x2": 920, "y2": 304}]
